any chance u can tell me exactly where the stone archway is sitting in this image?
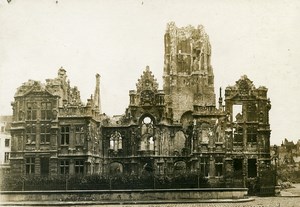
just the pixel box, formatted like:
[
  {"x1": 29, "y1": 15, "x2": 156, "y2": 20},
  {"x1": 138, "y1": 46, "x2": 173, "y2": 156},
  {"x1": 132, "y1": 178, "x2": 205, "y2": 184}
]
[
  {"x1": 174, "y1": 161, "x2": 186, "y2": 174},
  {"x1": 109, "y1": 162, "x2": 123, "y2": 176},
  {"x1": 180, "y1": 111, "x2": 193, "y2": 129}
]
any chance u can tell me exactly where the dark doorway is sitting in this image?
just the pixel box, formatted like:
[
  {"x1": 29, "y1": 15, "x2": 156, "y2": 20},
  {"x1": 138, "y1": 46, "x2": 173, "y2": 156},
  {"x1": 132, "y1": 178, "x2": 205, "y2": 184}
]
[
  {"x1": 233, "y1": 159, "x2": 243, "y2": 178},
  {"x1": 40, "y1": 157, "x2": 49, "y2": 176},
  {"x1": 248, "y1": 159, "x2": 257, "y2": 178}
]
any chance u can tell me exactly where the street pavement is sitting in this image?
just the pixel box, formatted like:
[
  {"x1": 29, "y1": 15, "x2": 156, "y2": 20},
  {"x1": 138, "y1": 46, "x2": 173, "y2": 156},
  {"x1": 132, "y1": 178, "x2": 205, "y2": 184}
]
[
  {"x1": 2, "y1": 184, "x2": 300, "y2": 207},
  {"x1": 82, "y1": 197, "x2": 300, "y2": 207},
  {"x1": 2, "y1": 197, "x2": 299, "y2": 207}
]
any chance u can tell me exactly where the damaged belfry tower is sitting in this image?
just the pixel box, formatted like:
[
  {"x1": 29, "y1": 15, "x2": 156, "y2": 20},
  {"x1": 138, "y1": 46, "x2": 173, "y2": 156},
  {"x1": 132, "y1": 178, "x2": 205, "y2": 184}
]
[
  {"x1": 163, "y1": 22, "x2": 216, "y2": 122},
  {"x1": 10, "y1": 22, "x2": 274, "y2": 195}
]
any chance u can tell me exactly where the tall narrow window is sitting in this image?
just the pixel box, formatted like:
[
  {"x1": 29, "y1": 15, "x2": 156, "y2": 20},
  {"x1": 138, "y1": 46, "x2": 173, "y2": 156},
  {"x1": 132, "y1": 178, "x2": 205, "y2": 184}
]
[
  {"x1": 26, "y1": 102, "x2": 37, "y2": 120},
  {"x1": 75, "y1": 125, "x2": 85, "y2": 145},
  {"x1": 247, "y1": 103, "x2": 257, "y2": 122},
  {"x1": 247, "y1": 126, "x2": 257, "y2": 143},
  {"x1": 26, "y1": 125, "x2": 36, "y2": 144},
  {"x1": 215, "y1": 157, "x2": 223, "y2": 177},
  {"x1": 149, "y1": 137, "x2": 154, "y2": 151},
  {"x1": 199, "y1": 157, "x2": 209, "y2": 177},
  {"x1": 41, "y1": 102, "x2": 52, "y2": 120},
  {"x1": 4, "y1": 152, "x2": 9, "y2": 163},
  {"x1": 61, "y1": 126, "x2": 70, "y2": 145},
  {"x1": 41, "y1": 125, "x2": 50, "y2": 144},
  {"x1": 110, "y1": 131, "x2": 122, "y2": 151},
  {"x1": 232, "y1": 104, "x2": 243, "y2": 122},
  {"x1": 140, "y1": 116, "x2": 154, "y2": 151},
  {"x1": 60, "y1": 160, "x2": 69, "y2": 175},
  {"x1": 5, "y1": 139, "x2": 10, "y2": 147},
  {"x1": 75, "y1": 160, "x2": 84, "y2": 175},
  {"x1": 233, "y1": 127, "x2": 243, "y2": 144},
  {"x1": 26, "y1": 157, "x2": 35, "y2": 174}
]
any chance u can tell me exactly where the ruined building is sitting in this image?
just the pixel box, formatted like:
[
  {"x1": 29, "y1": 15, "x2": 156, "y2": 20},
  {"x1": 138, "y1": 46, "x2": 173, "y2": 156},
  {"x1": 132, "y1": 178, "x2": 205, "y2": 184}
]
[{"x1": 10, "y1": 22, "x2": 274, "y2": 194}]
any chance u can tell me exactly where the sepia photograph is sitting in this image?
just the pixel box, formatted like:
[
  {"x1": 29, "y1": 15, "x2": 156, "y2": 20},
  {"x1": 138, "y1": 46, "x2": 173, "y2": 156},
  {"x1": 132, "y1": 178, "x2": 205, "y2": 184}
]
[{"x1": 0, "y1": 0, "x2": 300, "y2": 206}]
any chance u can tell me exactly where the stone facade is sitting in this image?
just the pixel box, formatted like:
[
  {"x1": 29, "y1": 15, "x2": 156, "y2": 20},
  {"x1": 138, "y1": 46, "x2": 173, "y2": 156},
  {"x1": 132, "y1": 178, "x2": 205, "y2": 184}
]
[
  {"x1": 9, "y1": 22, "x2": 273, "y2": 194},
  {"x1": 10, "y1": 68, "x2": 103, "y2": 176}
]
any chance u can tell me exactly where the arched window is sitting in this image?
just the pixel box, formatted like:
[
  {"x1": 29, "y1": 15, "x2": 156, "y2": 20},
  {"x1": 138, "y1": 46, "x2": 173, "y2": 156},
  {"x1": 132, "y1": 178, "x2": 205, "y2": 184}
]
[
  {"x1": 140, "y1": 116, "x2": 154, "y2": 151},
  {"x1": 110, "y1": 131, "x2": 122, "y2": 151}
]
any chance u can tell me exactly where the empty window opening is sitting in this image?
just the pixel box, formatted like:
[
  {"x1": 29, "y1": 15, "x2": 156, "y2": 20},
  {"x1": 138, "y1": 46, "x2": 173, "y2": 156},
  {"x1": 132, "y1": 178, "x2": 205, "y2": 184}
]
[
  {"x1": 233, "y1": 127, "x2": 243, "y2": 143},
  {"x1": 233, "y1": 105, "x2": 243, "y2": 122},
  {"x1": 215, "y1": 157, "x2": 223, "y2": 177},
  {"x1": 110, "y1": 131, "x2": 122, "y2": 151},
  {"x1": 247, "y1": 126, "x2": 257, "y2": 143},
  {"x1": 140, "y1": 116, "x2": 154, "y2": 151}
]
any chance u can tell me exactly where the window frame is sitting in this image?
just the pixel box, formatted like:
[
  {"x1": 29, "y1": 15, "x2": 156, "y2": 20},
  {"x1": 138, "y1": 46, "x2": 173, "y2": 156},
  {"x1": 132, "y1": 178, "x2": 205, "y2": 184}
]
[
  {"x1": 75, "y1": 125, "x2": 85, "y2": 146},
  {"x1": 4, "y1": 139, "x2": 10, "y2": 147},
  {"x1": 60, "y1": 126, "x2": 70, "y2": 146},
  {"x1": 60, "y1": 160, "x2": 69, "y2": 175},
  {"x1": 40, "y1": 124, "x2": 51, "y2": 144},
  {"x1": 247, "y1": 126, "x2": 257, "y2": 144},
  {"x1": 26, "y1": 125, "x2": 36, "y2": 145},
  {"x1": 26, "y1": 102, "x2": 37, "y2": 120},
  {"x1": 215, "y1": 157, "x2": 223, "y2": 177},
  {"x1": 25, "y1": 157, "x2": 35, "y2": 174},
  {"x1": 41, "y1": 102, "x2": 52, "y2": 120},
  {"x1": 199, "y1": 157, "x2": 209, "y2": 177},
  {"x1": 4, "y1": 152, "x2": 10, "y2": 163},
  {"x1": 75, "y1": 160, "x2": 84, "y2": 175},
  {"x1": 109, "y1": 131, "x2": 122, "y2": 151}
]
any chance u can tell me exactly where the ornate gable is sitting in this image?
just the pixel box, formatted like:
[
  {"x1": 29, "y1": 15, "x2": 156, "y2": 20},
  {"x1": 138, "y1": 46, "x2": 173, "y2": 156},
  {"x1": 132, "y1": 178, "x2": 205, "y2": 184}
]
[
  {"x1": 15, "y1": 80, "x2": 55, "y2": 97},
  {"x1": 225, "y1": 75, "x2": 257, "y2": 99},
  {"x1": 136, "y1": 66, "x2": 159, "y2": 93},
  {"x1": 235, "y1": 75, "x2": 256, "y2": 95}
]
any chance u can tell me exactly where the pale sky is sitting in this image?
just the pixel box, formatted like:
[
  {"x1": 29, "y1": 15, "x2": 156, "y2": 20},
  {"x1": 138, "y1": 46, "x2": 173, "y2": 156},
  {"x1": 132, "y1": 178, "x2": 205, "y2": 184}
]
[{"x1": 0, "y1": 0, "x2": 299, "y2": 145}]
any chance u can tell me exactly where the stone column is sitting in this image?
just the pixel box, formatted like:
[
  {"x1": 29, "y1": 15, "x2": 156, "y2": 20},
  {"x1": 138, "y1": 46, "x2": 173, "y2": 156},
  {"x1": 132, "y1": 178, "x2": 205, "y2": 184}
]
[
  {"x1": 36, "y1": 120, "x2": 40, "y2": 150},
  {"x1": 209, "y1": 156, "x2": 215, "y2": 177},
  {"x1": 35, "y1": 156, "x2": 40, "y2": 175},
  {"x1": 69, "y1": 159, "x2": 75, "y2": 175}
]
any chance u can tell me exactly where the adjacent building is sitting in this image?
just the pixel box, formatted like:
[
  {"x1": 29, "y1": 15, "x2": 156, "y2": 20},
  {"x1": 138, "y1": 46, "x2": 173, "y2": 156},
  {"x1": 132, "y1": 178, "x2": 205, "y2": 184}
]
[
  {"x1": 10, "y1": 68, "x2": 102, "y2": 176},
  {"x1": 0, "y1": 115, "x2": 12, "y2": 176},
  {"x1": 9, "y1": 22, "x2": 274, "y2": 194}
]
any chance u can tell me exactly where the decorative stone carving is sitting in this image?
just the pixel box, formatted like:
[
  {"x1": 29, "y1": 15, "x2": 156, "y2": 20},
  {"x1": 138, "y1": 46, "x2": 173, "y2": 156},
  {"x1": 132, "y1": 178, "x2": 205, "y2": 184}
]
[{"x1": 136, "y1": 66, "x2": 159, "y2": 93}]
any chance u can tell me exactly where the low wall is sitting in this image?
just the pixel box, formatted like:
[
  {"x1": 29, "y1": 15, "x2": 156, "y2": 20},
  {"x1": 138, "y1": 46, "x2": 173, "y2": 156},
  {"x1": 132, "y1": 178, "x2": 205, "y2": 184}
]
[{"x1": 0, "y1": 188, "x2": 248, "y2": 202}]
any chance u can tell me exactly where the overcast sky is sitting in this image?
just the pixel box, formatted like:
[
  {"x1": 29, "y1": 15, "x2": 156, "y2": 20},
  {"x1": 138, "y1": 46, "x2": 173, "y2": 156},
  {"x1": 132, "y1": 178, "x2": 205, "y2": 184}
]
[{"x1": 0, "y1": 0, "x2": 299, "y2": 145}]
